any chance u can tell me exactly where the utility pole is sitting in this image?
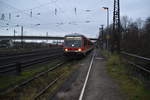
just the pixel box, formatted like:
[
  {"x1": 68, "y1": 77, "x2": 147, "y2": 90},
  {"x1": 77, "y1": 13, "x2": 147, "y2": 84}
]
[
  {"x1": 9, "y1": 13, "x2": 11, "y2": 20},
  {"x1": 46, "y1": 32, "x2": 48, "y2": 47},
  {"x1": 30, "y1": 9, "x2": 32, "y2": 18},
  {"x1": 55, "y1": 8, "x2": 57, "y2": 16},
  {"x1": 97, "y1": 27, "x2": 101, "y2": 48},
  {"x1": 21, "y1": 26, "x2": 23, "y2": 48},
  {"x1": 14, "y1": 29, "x2": 16, "y2": 44},
  {"x1": 101, "y1": 25, "x2": 104, "y2": 49},
  {"x1": 75, "y1": 8, "x2": 77, "y2": 15},
  {"x1": 112, "y1": 0, "x2": 121, "y2": 53}
]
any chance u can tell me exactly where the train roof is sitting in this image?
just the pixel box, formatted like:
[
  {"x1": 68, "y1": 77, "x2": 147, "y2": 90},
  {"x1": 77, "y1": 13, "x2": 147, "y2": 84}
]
[
  {"x1": 64, "y1": 33, "x2": 93, "y2": 42},
  {"x1": 65, "y1": 33, "x2": 84, "y2": 37},
  {"x1": 64, "y1": 33, "x2": 93, "y2": 43}
]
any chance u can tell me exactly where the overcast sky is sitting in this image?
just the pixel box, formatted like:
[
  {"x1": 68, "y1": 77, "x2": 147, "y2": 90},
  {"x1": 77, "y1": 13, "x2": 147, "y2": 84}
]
[{"x1": 0, "y1": 0, "x2": 150, "y2": 38}]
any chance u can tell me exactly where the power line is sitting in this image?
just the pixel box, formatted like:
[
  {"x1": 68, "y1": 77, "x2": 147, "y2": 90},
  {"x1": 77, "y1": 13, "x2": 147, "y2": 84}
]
[
  {"x1": 1, "y1": 0, "x2": 59, "y2": 14},
  {"x1": 0, "y1": 1, "x2": 42, "y2": 23},
  {"x1": 0, "y1": 0, "x2": 103, "y2": 35}
]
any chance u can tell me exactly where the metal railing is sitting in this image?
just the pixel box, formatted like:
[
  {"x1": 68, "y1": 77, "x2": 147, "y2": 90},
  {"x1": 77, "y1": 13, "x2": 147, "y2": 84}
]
[
  {"x1": 121, "y1": 51, "x2": 150, "y2": 61},
  {"x1": 121, "y1": 51, "x2": 150, "y2": 73},
  {"x1": 121, "y1": 51, "x2": 150, "y2": 86}
]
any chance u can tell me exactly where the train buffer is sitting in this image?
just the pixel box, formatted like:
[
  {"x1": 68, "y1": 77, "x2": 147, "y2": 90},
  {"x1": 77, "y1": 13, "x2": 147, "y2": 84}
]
[{"x1": 52, "y1": 49, "x2": 124, "y2": 100}]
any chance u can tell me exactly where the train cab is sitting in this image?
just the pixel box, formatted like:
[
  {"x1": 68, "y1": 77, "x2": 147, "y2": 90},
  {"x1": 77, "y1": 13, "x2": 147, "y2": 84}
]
[{"x1": 63, "y1": 33, "x2": 94, "y2": 56}]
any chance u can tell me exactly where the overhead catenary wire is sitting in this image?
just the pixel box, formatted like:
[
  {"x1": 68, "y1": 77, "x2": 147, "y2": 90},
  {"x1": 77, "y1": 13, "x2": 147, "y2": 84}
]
[
  {"x1": 0, "y1": 0, "x2": 105, "y2": 36},
  {"x1": 0, "y1": 0, "x2": 70, "y2": 33},
  {"x1": 0, "y1": 0, "x2": 59, "y2": 15},
  {"x1": 0, "y1": 0, "x2": 96, "y2": 25}
]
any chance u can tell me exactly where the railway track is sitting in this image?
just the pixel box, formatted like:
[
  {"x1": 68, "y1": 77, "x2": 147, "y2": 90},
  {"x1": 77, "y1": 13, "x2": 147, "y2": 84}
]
[
  {"x1": 0, "y1": 47, "x2": 61, "y2": 57},
  {"x1": 0, "y1": 48, "x2": 64, "y2": 74},
  {"x1": 34, "y1": 52, "x2": 95, "y2": 100},
  {"x1": 34, "y1": 73, "x2": 64, "y2": 100},
  {"x1": 0, "y1": 58, "x2": 69, "y2": 99},
  {"x1": 0, "y1": 47, "x2": 63, "y2": 65}
]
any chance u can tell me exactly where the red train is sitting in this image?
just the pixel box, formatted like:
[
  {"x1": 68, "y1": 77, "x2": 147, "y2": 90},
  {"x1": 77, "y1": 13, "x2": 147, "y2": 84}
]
[{"x1": 63, "y1": 34, "x2": 94, "y2": 56}]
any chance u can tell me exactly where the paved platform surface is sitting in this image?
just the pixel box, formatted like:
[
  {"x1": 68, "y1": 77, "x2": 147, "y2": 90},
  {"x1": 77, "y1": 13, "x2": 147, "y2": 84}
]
[
  {"x1": 51, "y1": 49, "x2": 125, "y2": 100},
  {"x1": 82, "y1": 50, "x2": 124, "y2": 100}
]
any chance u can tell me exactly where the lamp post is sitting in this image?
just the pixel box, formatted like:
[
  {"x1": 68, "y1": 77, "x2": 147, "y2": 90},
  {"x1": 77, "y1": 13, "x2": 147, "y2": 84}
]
[
  {"x1": 102, "y1": 7, "x2": 109, "y2": 27},
  {"x1": 102, "y1": 7, "x2": 109, "y2": 50}
]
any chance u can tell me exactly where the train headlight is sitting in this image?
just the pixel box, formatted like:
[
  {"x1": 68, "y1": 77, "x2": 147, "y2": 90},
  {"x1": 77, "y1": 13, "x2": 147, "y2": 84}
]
[
  {"x1": 78, "y1": 48, "x2": 82, "y2": 52},
  {"x1": 65, "y1": 48, "x2": 68, "y2": 51}
]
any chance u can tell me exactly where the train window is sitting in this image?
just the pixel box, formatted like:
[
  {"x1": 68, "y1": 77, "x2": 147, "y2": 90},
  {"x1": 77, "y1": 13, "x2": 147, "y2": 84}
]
[
  {"x1": 89, "y1": 42, "x2": 91, "y2": 46},
  {"x1": 64, "y1": 37, "x2": 82, "y2": 48},
  {"x1": 88, "y1": 41, "x2": 93, "y2": 46},
  {"x1": 84, "y1": 38, "x2": 87, "y2": 46}
]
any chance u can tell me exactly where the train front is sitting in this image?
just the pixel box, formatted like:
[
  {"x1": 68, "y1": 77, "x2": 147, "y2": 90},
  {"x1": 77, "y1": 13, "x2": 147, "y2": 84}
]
[{"x1": 63, "y1": 35, "x2": 83, "y2": 55}]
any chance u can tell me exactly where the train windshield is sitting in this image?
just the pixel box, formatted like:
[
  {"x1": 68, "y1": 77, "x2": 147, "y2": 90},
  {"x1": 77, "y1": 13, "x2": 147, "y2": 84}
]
[{"x1": 65, "y1": 37, "x2": 82, "y2": 48}]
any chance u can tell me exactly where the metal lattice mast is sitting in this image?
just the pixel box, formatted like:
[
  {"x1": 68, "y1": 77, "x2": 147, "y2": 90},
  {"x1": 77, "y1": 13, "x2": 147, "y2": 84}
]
[{"x1": 112, "y1": 0, "x2": 121, "y2": 52}]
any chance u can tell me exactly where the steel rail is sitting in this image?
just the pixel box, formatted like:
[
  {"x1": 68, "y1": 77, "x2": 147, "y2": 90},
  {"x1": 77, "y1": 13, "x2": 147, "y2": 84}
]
[
  {"x1": 0, "y1": 50, "x2": 63, "y2": 66},
  {"x1": 121, "y1": 51, "x2": 150, "y2": 61},
  {"x1": 18, "y1": 62, "x2": 65, "y2": 87},
  {"x1": 0, "y1": 53, "x2": 64, "y2": 73},
  {"x1": 0, "y1": 49, "x2": 62, "y2": 61},
  {"x1": 121, "y1": 51, "x2": 150, "y2": 74},
  {"x1": 79, "y1": 51, "x2": 95, "y2": 100},
  {"x1": 127, "y1": 60, "x2": 150, "y2": 74},
  {"x1": 34, "y1": 74, "x2": 64, "y2": 100},
  {"x1": 0, "y1": 61, "x2": 66, "y2": 94},
  {"x1": 0, "y1": 47, "x2": 61, "y2": 56}
]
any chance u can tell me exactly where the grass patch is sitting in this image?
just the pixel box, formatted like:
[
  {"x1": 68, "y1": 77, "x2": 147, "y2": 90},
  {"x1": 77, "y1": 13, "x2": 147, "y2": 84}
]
[
  {"x1": 0, "y1": 60, "x2": 76, "y2": 100},
  {"x1": 0, "y1": 60, "x2": 60, "y2": 91},
  {"x1": 101, "y1": 49, "x2": 111, "y2": 58},
  {"x1": 39, "y1": 62, "x2": 76, "y2": 100},
  {"x1": 102, "y1": 51, "x2": 150, "y2": 100}
]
